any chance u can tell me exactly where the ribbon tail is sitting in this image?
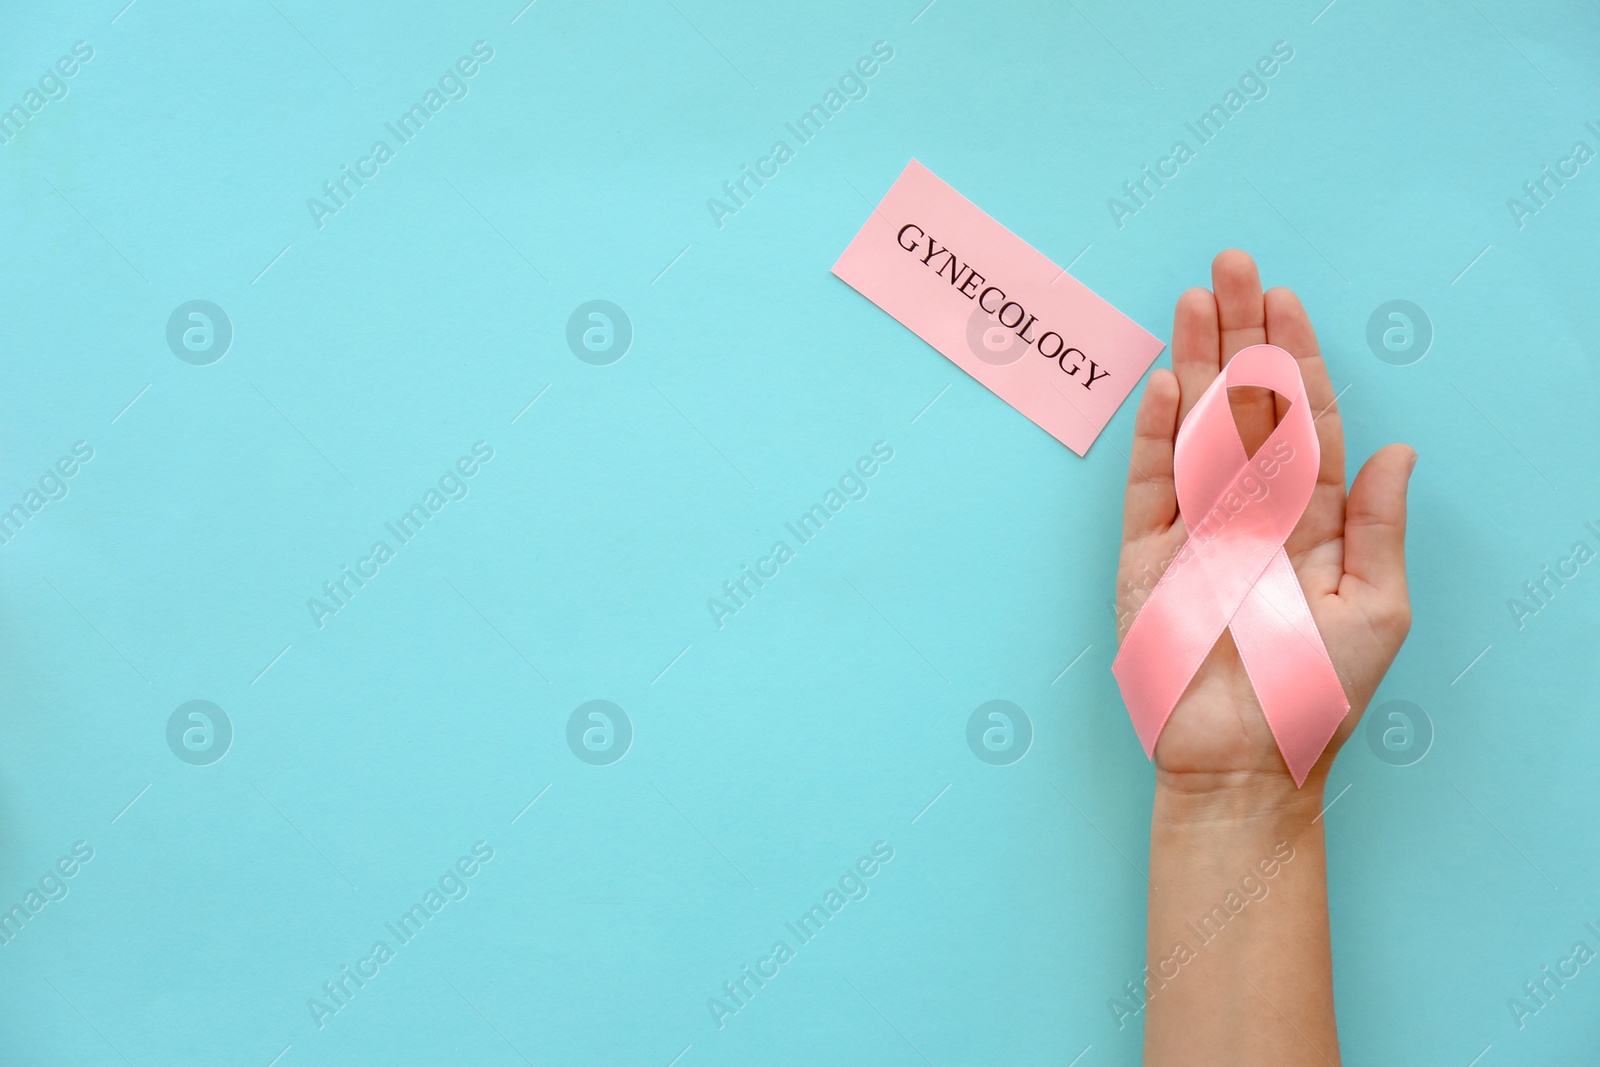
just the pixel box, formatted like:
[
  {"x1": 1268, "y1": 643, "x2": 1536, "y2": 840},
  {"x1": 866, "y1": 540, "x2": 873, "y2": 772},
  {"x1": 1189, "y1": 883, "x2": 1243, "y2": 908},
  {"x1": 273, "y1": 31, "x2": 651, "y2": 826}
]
[
  {"x1": 1228, "y1": 550, "x2": 1349, "y2": 786},
  {"x1": 1113, "y1": 542, "x2": 1245, "y2": 759},
  {"x1": 1112, "y1": 641, "x2": 1172, "y2": 760}
]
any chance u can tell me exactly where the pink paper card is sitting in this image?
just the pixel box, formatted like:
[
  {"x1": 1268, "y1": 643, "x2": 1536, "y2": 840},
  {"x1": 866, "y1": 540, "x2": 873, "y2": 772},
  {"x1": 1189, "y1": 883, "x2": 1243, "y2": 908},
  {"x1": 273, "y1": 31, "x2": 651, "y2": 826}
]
[{"x1": 832, "y1": 159, "x2": 1166, "y2": 456}]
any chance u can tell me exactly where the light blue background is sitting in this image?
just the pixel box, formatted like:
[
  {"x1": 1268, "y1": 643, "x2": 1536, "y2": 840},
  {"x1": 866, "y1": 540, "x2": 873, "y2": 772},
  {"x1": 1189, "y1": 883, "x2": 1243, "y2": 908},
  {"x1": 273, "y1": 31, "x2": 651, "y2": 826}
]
[{"x1": 0, "y1": 1, "x2": 1597, "y2": 1064}]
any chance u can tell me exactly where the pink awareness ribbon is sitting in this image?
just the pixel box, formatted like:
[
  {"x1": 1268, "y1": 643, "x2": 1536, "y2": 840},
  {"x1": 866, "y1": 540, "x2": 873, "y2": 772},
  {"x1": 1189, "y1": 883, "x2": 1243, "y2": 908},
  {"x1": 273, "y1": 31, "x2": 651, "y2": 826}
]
[{"x1": 1112, "y1": 344, "x2": 1348, "y2": 787}]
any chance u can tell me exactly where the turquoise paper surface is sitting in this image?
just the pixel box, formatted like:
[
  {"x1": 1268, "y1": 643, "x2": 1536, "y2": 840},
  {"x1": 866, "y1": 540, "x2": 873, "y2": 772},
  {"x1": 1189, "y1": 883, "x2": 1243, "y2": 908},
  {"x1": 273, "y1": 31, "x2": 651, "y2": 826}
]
[{"x1": 1, "y1": 1, "x2": 1597, "y2": 1063}]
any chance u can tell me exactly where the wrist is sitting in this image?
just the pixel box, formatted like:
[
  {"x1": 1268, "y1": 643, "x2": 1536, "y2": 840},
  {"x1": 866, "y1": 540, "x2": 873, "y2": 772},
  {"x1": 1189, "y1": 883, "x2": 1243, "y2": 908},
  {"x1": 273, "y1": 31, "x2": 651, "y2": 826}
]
[{"x1": 1153, "y1": 768, "x2": 1326, "y2": 835}]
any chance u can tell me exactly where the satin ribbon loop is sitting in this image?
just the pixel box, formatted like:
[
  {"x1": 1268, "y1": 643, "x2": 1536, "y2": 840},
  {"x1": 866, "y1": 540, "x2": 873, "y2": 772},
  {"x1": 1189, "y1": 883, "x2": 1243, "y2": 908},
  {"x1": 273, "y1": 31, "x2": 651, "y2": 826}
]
[{"x1": 1112, "y1": 344, "x2": 1348, "y2": 787}]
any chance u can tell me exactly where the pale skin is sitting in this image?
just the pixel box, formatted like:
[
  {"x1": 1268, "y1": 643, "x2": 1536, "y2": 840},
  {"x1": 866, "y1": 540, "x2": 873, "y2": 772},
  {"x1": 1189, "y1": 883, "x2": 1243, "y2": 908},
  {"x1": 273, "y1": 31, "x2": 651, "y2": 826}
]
[{"x1": 1118, "y1": 250, "x2": 1416, "y2": 1066}]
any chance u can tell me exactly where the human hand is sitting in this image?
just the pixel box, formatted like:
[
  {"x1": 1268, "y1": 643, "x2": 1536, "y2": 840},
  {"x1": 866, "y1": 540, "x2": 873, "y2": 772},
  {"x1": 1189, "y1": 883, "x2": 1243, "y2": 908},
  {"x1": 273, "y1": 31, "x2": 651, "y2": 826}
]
[{"x1": 1116, "y1": 250, "x2": 1417, "y2": 800}]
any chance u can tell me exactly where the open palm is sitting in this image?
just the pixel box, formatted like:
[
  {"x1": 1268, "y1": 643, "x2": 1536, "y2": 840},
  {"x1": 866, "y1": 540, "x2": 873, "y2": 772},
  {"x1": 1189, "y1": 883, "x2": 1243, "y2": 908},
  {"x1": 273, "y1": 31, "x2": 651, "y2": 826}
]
[{"x1": 1116, "y1": 250, "x2": 1416, "y2": 793}]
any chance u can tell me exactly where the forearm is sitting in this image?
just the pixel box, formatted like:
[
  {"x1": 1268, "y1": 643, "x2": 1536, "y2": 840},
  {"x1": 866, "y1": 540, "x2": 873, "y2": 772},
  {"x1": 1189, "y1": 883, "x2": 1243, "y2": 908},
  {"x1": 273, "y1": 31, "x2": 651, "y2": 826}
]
[{"x1": 1142, "y1": 772, "x2": 1339, "y2": 1066}]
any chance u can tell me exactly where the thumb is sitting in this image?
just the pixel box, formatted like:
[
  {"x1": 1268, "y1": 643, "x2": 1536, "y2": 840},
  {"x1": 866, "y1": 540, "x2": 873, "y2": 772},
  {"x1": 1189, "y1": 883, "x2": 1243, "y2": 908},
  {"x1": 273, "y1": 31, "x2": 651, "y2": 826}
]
[{"x1": 1342, "y1": 443, "x2": 1417, "y2": 626}]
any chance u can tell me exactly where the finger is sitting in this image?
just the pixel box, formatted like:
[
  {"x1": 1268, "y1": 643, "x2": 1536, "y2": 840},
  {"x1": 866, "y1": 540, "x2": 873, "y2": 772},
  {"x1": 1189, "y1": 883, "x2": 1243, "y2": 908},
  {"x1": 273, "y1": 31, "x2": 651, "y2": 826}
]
[
  {"x1": 1265, "y1": 286, "x2": 1344, "y2": 491},
  {"x1": 1172, "y1": 287, "x2": 1219, "y2": 425},
  {"x1": 1211, "y1": 249, "x2": 1274, "y2": 451},
  {"x1": 1212, "y1": 249, "x2": 1267, "y2": 358},
  {"x1": 1122, "y1": 368, "x2": 1180, "y2": 540},
  {"x1": 1340, "y1": 444, "x2": 1417, "y2": 635}
]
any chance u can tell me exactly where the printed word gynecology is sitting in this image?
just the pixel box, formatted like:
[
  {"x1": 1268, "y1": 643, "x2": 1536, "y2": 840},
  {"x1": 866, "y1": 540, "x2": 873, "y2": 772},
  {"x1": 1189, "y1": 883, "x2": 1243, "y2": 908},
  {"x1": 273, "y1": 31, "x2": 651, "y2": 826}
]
[
  {"x1": 896, "y1": 223, "x2": 1109, "y2": 388},
  {"x1": 1107, "y1": 41, "x2": 1294, "y2": 229},
  {"x1": 707, "y1": 41, "x2": 895, "y2": 230},
  {"x1": 307, "y1": 41, "x2": 495, "y2": 230},
  {"x1": 707, "y1": 841, "x2": 894, "y2": 1030},
  {"x1": 706, "y1": 442, "x2": 894, "y2": 629},
  {"x1": 307, "y1": 442, "x2": 494, "y2": 629}
]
